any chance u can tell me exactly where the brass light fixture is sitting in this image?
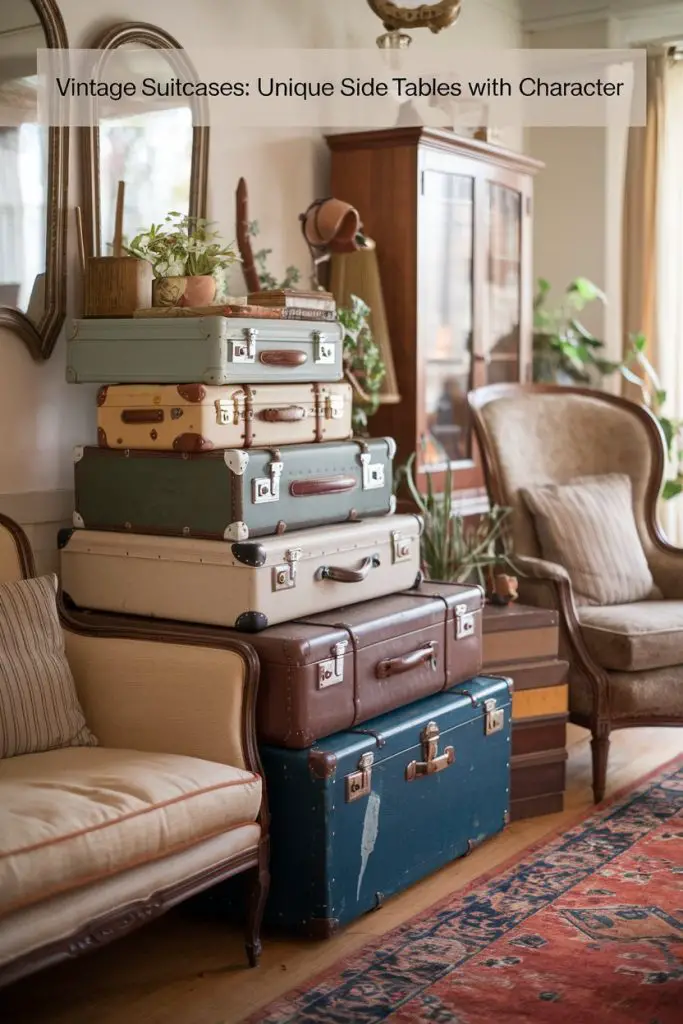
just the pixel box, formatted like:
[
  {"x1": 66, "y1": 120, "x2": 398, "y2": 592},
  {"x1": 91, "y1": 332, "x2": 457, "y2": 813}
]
[{"x1": 366, "y1": 1, "x2": 463, "y2": 49}]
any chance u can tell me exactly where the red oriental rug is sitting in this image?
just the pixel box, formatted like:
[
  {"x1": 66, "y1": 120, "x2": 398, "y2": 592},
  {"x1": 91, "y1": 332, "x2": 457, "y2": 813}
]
[{"x1": 245, "y1": 755, "x2": 683, "y2": 1023}]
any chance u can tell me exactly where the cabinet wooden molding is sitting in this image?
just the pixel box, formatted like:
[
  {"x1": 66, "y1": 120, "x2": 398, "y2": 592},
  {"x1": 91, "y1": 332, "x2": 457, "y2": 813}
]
[{"x1": 327, "y1": 127, "x2": 543, "y2": 497}]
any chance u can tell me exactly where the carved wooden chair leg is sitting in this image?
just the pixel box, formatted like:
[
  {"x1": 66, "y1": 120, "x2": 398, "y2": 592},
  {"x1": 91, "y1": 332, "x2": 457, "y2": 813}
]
[
  {"x1": 591, "y1": 728, "x2": 611, "y2": 804},
  {"x1": 245, "y1": 839, "x2": 270, "y2": 968}
]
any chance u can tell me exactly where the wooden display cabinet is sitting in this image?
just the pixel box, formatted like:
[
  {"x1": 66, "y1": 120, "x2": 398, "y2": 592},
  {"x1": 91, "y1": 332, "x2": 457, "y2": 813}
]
[{"x1": 327, "y1": 128, "x2": 543, "y2": 508}]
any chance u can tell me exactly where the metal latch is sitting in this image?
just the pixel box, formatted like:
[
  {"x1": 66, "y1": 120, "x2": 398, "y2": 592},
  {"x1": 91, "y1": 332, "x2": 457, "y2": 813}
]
[
  {"x1": 253, "y1": 458, "x2": 283, "y2": 503},
  {"x1": 231, "y1": 327, "x2": 257, "y2": 363},
  {"x1": 324, "y1": 393, "x2": 344, "y2": 420},
  {"x1": 272, "y1": 547, "x2": 302, "y2": 591},
  {"x1": 391, "y1": 531, "x2": 413, "y2": 563},
  {"x1": 313, "y1": 331, "x2": 335, "y2": 364},
  {"x1": 455, "y1": 602, "x2": 476, "y2": 640},
  {"x1": 405, "y1": 721, "x2": 455, "y2": 781},
  {"x1": 484, "y1": 698, "x2": 505, "y2": 736},
  {"x1": 359, "y1": 451, "x2": 385, "y2": 490},
  {"x1": 345, "y1": 751, "x2": 374, "y2": 802},
  {"x1": 318, "y1": 639, "x2": 348, "y2": 688},
  {"x1": 215, "y1": 394, "x2": 244, "y2": 426}
]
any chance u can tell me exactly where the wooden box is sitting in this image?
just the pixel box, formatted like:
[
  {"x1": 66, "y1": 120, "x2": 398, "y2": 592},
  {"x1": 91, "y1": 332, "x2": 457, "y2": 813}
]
[{"x1": 483, "y1": 603, "x2": 569, "y2": 821}]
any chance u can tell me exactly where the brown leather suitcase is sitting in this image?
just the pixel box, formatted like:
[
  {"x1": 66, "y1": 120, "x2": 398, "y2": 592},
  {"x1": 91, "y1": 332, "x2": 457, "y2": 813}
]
[{"x1": 251, "y1": 580, "x2": 484, "y2": 748}]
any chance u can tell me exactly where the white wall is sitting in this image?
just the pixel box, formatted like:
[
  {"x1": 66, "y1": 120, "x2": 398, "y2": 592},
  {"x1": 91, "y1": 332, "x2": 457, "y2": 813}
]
[
  {"x1": 526, "y1": 19, "x2": 613, "y2": 348},
  {"x1": 0, "y1": 0, "x2": 524, "y2": 568}
]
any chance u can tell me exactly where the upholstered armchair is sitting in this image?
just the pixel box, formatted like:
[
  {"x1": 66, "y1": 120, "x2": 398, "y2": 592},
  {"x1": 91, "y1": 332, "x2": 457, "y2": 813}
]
[
  {"x1": 468, "y1": 384, "x2": 683, "y2": 802},
  {"x1": 0, "y1": 513, "x2": 268, "y2": 986}
]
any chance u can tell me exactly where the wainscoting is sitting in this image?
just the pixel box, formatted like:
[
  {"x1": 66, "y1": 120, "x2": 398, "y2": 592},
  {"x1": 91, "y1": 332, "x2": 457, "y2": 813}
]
[{"x1": 0, "y1": 490, "x2": 72, "y2": 576}]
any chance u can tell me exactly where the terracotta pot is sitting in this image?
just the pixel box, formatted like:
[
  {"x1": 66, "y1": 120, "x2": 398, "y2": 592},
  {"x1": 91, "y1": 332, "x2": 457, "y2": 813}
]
[{"x1": 152, "y1": 275, "x2": 217, "y2": 308}]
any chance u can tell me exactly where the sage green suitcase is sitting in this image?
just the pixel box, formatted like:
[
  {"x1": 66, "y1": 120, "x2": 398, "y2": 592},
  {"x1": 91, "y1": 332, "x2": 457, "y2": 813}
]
[
  {"x1": 66, "y1": 316, "x2": 344, "y2": 385},
  {"x1": 72, "y1": 438, "x2": 396, "y2": 540}
]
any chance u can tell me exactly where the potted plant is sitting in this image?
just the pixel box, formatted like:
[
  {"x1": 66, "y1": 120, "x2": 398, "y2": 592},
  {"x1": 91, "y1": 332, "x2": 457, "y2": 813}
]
[
  {"x1": 397, "y1": 451, "x2": 518, "y2": 599},
  {"x1": 533, "y1": 277, "x2": 621, "y2": 385},
  {"x1": 338, "y1": 295, "x2": 386, "y2": 436},
  {"x1": 125, "y1": 212, "x2": 240, "y2": 308}
]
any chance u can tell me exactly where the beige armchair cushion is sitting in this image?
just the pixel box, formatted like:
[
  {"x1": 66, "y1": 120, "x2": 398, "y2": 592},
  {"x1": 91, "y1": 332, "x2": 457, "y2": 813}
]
[
  {"x1": 0, "y1": 575, "x2": 96, "y2": 759},
  {"x1": 521, "y1": 474, "x2": 658, "y2": 605},
  {"x1": 0, "y1": 746, "x2": 262, "y2": 917},
  {"x1": 578, "y1": 601, "x2": 683, "y2": 672}
]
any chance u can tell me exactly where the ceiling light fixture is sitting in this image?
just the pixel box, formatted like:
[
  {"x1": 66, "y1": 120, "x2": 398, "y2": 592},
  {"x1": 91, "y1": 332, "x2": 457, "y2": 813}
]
[{"x1": 367, "y1": 1, "x2": 463, "y2": 49}]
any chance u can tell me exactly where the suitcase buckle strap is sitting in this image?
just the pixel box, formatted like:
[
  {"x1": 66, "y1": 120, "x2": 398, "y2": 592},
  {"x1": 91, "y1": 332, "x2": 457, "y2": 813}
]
[
  {"x1": 405, "y1": 721, "x2": 455, "y2": 781},
  {"x1": 455, "y1": 602, "x2": 476, "y2": 640},
  {"x1": 231, "y1": 327, "x2": 257, "y2": 363},
  {"x1": 313, "y1": 331, "x2": 335, "y2": 364},
  {"x1": 345, "y1": 751, "x2": 374, "y2": 803}
]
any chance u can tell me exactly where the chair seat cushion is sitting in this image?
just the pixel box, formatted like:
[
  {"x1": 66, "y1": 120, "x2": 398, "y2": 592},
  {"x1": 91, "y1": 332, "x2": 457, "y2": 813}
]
[
  {"x1": 578, "y1": 601, "x2": 683, "y2": 671},
  {"x1": 0, "y1": 747, "x2": 261, "y2": 917}
]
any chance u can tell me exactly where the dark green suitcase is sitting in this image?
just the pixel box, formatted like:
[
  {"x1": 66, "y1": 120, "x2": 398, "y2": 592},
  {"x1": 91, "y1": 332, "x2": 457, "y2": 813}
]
[{"x1": 72, "y1": 438, "x2": 395, "y2": 541}]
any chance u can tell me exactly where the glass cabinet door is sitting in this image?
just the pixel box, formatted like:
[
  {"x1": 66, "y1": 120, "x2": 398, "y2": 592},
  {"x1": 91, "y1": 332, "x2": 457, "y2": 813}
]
[
  {"x1": 419, "y1": 169, "x2": 474, "y2": 471},
  {"x1": 485, "y1": 183, "x2": 522, "y2": 383}
]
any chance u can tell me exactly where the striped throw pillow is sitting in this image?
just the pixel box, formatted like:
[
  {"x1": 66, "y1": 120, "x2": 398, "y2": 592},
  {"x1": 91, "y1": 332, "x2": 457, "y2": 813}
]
[
  {"x1": 521, "y1": 473, "x2": 657, "y2": 606},
  {"x1": 0, "y1": 574, "x2": 97, "y2": 758}
]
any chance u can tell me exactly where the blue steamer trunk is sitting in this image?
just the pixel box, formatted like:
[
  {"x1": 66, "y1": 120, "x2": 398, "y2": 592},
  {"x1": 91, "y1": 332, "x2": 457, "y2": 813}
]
[{"x1": 260, "y1": 676, "x2": 512, "y2": 936}]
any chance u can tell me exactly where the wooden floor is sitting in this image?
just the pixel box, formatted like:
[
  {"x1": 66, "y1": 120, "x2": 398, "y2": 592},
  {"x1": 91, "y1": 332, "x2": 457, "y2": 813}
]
[{"x1": 1, "y1": 725, "x2": 681, "y2": 1024}]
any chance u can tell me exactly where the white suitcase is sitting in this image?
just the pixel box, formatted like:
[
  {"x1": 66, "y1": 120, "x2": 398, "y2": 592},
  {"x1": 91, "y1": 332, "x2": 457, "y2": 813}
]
[
  {"x1": 96, "y1": 381, "x2": 353, "y2": 451},
  {"x1": 58, "y1": 515, "x2": 423, "y2": 632}
]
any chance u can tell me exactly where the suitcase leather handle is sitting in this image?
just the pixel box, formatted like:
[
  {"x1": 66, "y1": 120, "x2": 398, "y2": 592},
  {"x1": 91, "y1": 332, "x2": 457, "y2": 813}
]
[
  {"x1": 376, "y1": 641, "x2": 438, "y2": 679},
  {"x1": 258, "y1": 405, "x2": 307, "y2": 422},
  {"x1": 290, "y1": 475, "x2": 357, "y2": 497},
  {"x1": 316, "y1": 554, "x2": 380, "y2": 583},
  {"x1": 120, "y1": 409, "x2": 164, "y2": 424},
  {"x1": 259, "y1": 350, "x2": 308, "y2": 366}
]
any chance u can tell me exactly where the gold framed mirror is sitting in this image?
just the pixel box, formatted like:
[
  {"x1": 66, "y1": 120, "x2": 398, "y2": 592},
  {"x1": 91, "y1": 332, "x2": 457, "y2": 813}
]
[
  {"x1": 0, "y1": 0, "x2": 69, "y2": 361},
  {"x1": 80, "y1": 22, "x2": 209, "y2": 260}
]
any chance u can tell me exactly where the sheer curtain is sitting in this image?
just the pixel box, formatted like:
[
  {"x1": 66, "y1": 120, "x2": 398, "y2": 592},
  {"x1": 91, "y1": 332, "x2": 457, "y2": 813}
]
[
  {"x1": 0, "y1": 128, "x2": 23, "y2": 302},
  {"x1": 657, "y1": 59, "x2": 683, "y2": 545}
]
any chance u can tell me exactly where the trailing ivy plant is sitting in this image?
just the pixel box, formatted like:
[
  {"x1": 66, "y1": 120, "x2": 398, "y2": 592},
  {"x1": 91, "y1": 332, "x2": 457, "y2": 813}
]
[
  {"x1": 338, "y1": 294, "x2": 386, "y2": 435},
  {"x1": 396, "y1": 452, "x2": 517, "y2": 588},
  {"x1": 533, "y1": 277, "x2": 621, "y2": 385},
  {"x1": 620, "y1": 333, "x2": 683, "y2": 501}
]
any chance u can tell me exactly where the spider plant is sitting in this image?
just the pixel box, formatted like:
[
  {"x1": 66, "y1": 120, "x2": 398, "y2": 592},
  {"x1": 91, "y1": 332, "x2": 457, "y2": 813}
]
[{"x1": 397, "y1": 452, "x2": 518, "y2": 588}]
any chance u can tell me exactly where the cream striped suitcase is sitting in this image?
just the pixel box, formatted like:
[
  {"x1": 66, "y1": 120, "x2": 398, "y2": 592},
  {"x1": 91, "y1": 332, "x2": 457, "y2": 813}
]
[
  {"x1": 96, "y1": 381, "x2": 353, "y2": 451},
  {"x1": 58, "y1": 515, "x2": 423, "y2": 632}
]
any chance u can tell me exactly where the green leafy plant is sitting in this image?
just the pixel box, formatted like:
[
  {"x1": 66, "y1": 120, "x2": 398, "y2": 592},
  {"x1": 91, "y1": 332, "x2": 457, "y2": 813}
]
[
  {"x1": 533, "y1": 277, "x2": 621, "y2": 385},
  {"x1": 338, "y1": 294, "x2": 386, "y2": 435},
  {"x1": 125, "y1": 213, "x2": 240, "y2": 279},
  {"x1": 620, "y1": 333, "x2": 683, "y2": 501},
  {"x1": 247, "y1": 220, "x2": 301, "y2": 290},
  {"x1": 396, "y1": 452, "x2": 517, "y2": 588}
]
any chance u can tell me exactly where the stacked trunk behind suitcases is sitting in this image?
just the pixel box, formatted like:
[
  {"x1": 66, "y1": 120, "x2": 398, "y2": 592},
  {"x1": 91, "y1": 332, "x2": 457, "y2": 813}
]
[{"x1": 61, "y1": 295, "x2": 513, "y2": 936}]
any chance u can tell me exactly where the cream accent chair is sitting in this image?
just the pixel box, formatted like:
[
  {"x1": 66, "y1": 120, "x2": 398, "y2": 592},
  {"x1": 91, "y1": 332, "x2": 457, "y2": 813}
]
[
  {"x1": 0, "y1": 513, "x2": 269, "y2": 987},
  {"x1": 468, "y1": 385, "x2": 683, "y2": 802}
]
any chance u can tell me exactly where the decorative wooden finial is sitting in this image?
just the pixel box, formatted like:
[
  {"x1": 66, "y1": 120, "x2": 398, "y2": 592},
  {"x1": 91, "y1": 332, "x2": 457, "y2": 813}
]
[{"x1": 235, "y1": 177, "x2": 261, "y2": 294}]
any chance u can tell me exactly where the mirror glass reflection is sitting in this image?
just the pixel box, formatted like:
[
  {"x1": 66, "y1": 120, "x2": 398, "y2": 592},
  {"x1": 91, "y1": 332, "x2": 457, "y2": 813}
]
[
  {"x1": 97, "y1": 45, "x2": 193, "y2": 254},
  {"x1": 0, "y1": 0, "x2": 48, "y2": 320}
]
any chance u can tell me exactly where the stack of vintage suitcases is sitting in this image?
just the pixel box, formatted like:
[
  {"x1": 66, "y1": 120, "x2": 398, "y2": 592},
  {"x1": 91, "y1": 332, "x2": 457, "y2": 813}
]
[{"x1": 59, "y1": 294, "x2": 513, "y2": 937}]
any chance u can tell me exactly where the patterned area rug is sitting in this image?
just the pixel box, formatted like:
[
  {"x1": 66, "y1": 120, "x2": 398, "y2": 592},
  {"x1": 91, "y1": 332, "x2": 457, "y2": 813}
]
[{"x1": 245, "y1": 755, "x2": 683, "y2": 1023}]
